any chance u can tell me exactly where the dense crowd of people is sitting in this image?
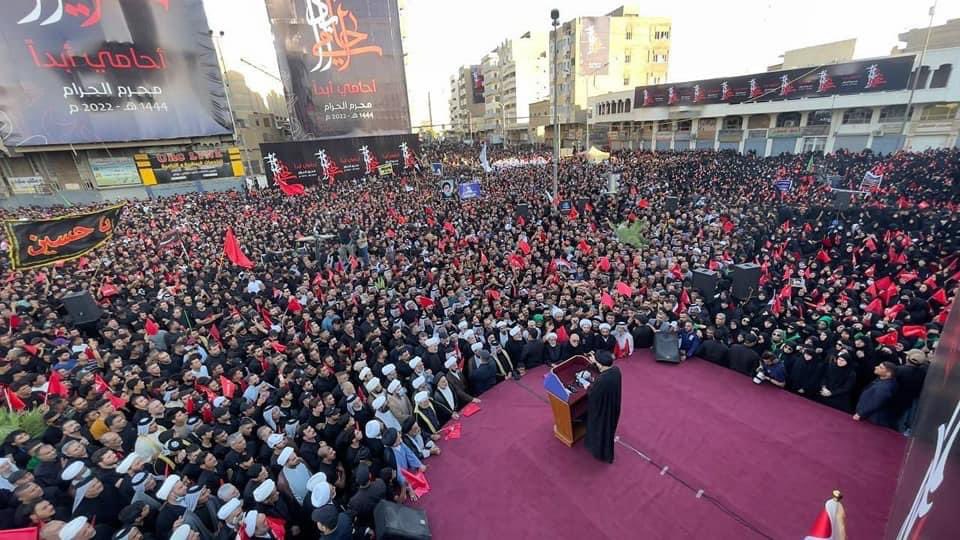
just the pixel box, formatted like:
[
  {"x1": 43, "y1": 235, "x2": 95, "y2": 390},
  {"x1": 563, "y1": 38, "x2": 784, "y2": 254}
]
[{"x1": 0, "y1": 144, "x2": 956, "y2": 539}]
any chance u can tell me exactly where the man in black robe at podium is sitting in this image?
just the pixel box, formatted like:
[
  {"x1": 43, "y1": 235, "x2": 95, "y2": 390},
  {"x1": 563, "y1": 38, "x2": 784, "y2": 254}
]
[{"x1": 584, "y1": 350, "x2": 622, "y2": 463}]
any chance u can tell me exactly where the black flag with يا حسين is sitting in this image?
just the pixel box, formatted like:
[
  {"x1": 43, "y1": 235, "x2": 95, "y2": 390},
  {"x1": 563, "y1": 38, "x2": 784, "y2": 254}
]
[{"x1": 3, "y1": 204, "x2": 125, "y2": 270}]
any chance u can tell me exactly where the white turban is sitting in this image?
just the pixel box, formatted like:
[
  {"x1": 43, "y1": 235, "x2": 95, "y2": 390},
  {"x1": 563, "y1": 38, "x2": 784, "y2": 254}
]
[
  {"x1": 414, "y1": 391, "x2": 430, "y2": 404},
  {"x1": 365, "y1": 420, "x2": 381, "y2": 439},
  {"x1": 579, "y1": 319, "x2": 592, "y2": 329},
  {"x1": 277, "y1": 447, "x2": 294, "y2": 467},
  {"x1": 59, "y1": 517, "x2": 88, "y2": 540},
  {"x1": 156, "y1": 474, "x2": 180, "y2": 500},
  {"x1": 425, "y1": 337, "x2": 440, "y2": 348},
  {"x1": 408, "y1": 357, "x2": 423, "y2": 370},
  {"x1": 372, "y1": 395, "x2": 386, "y2": 409},
  {"x1": 388, "y1": 380, "x2": 402, "y2": 393},
  {"x1": 509, "y1": 326, "x2": 521, "y2": 337},
  {"x1": 359, "y1": 367, "x2": 373, "y2": 380},
  {"x1": 217, "y1": 497, "x2": 242, "y2": 521},
  {"x1": 382, "y1": 364, "x2": 396, "y2": 376},
  {"x1": 444, "y1": 357, "x2": 458, "y2": 369},
  {"x1": 253, "y1": 479, "x2": 275, "y2": 502},
  {"x1": 412, "y1": 375, "x2": 426, "y2": 389},
  {"x1": 243, "y1": 511, "x2": 258, "y2": 536},
  {"x1": 267, "y1": 433, "x2": 284, "y2": 449},
  {"x1": 470, "y1": 342, "x2": 484, "y2": 352},
  {"x1": 364, "y1": 377, "x2": 381, "y2": 392}
]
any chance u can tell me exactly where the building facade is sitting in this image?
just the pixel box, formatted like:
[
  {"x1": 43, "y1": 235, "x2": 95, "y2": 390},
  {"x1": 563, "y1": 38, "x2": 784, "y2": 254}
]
[
  {"x1": 767, "y1": 39, "x2": 856, "y2": 71},
  {"x1": 589, "y1": 48, "x2": 960, "y2": 155},
  {"x1": 548, "y1": 5, "x2": 671, "y2": 150},
  {"x1": 447, "y1": 65, "x2": 486, "y2": 141}
]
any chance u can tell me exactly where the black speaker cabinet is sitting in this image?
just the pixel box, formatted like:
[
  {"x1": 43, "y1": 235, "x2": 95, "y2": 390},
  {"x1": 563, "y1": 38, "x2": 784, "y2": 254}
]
[
  {"x1": 654, "y1": 331, "x2": 681, "y2": 363},
  {"x1": 692, "y1": 268, "x2": 718, "y2": 297},
  {"x1": 374, "y1": 500, "x2": 431, "y2": 540},
  {"x1": 515, "y1": 203, "x2": 531, "y2": 221},
  {"x1": 732, "y1": 263, "x2": 761, "y2": 300},
  {"x1": 832, "y1": 190, "x2": 852, "y2": 210},
  {"x1": 61, "y1": 291, "x2": 102, "y2": 325},
  {"x1": 664, "y1": 196, "x2": 679, "y2": 212}
]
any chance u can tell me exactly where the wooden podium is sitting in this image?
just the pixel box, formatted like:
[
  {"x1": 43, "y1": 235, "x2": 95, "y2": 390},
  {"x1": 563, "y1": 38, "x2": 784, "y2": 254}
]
[{"x1": 543, "y1": 355, "x2": 598, "y2": 446}]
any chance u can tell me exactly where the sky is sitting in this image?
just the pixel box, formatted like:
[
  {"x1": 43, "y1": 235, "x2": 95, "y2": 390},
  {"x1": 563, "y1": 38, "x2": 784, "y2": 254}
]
[{"x1": 203, "y1": 0, "x2": 959, "y2": 129}]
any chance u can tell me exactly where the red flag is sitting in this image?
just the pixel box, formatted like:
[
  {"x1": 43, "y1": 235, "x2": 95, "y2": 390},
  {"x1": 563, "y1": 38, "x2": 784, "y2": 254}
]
[
  {"x1": 866, "y1": 298, "x2": 884, "y2": 315},
  {"x1": 676, "y1": 288, "x2": 690, "y2": 314},
  {"x1": 441, "y1": 422, "x2": 462, "y2": 441},
  {"x1": 805, "y1": 497, "x2": 841, "y2": 540},
  {"x1": 443, "y1": 221, "x2": 457, "y2": 236},
  {"x1": 816, "y1": 249, "x2": 831, "y2": 264},
  {"x1": 47, "y1": 371, "x2": 68, "y2": 398},
  {"x1": 461, "y1": 402, "x2": 481, "y2": 417},
  {"x1": 771, "y1": 296, "x2": 783, "y2": 316},
  {"x1": 23, "y1": 344, "x2": 38, "y2": 356},
  {"x1": 277, "y1": 179, "x2": 306, "y2": 196},
  {"x1": 416, "y1": 295, "x2": 435, "y2": 310},
  {"x1": 864, "y1": 265, "x2": 876, "y2": 278},
  {"x1": 145, "y1": 318, "x2": 159, "y2": 337},
  {"x1": 94, "y1": 374, "x2": 110, "y2": 393},
  {"x1": 400, "y1": 468, "x2": 430, "y2": 497},
  {"x1": 517, "y1": 239, "x2": 531, "y2": 255},
  {"x1": 876, "y1": 331, "x2": 899, "y2": 346},
  {"x1": 923, "y1": 275, "x2": 938, "y2": 289},
  {"x1": 567, "y1": 207, "x2": 579, "y2": 220},
  {"x1": 223, "y1": 228, "x2": 254, "y2": 269},
  {"x1": 600, "y1": 291, "x2": 615, "y2": 309},
  {"x1": 4, "y1": 388, "x2": 25, "y2": 412},
  {"x1": 8, "y1": 314, "x2": 20, "y2": 332},
  {"x1": 865, "y1": 238, "x2": 877, "y2": 252},
  {"x1": 209, "y1": 324, "x2": 222, "y2": 346},
  {"x1": 637, "y1": 198, "x2": 649, "y2": 209},
  {"x1": 901, "y1": 325, "x2": 928, "y2": 339},
  {"x1": 577, "y1": 239, "x2": 591, "y2": 255},
  {"x1": 259, "y1": 307, "x2": 273, "y2": 328},
  {"x1": 875, "y1": 276, "x2": 892, "y2": 291},
  {"x1": 287, "y1": 297, "x2": 303, "y2": 313},
  {"x1": 516, "y1": 214, "x2": 525, "y2": 227},
  {"x1": 935, "y1": 305, "x2": 951, "y2": 325},
  {"x1": 884, "y1": 304, "x2": 905, "y2": 320},
  {"x1": 480, "y1": 252, "x2": 488, "y2": 265},
  {"x1": 219, "y1": 375, "x2": 237, "y2": 399},
  {"x1": 930, "y1": 289, "x2": 948, "y2": 305},
  {"x1": 271, "y1": 342, "x2": 287, "y2": 354},
  {"x1": 485, "y1": 289, "x2": 501, "y2": 301},
  {"x1": 597, "y1": 256, "x2": 611, "y2": 272},
  {"x1": 880, "y1": 284, "x2": 899, "y2": 305},
  {"x1": 105, "y1": 392, "x2": 127, "y2": 410},
  {"x1": 0, "y1": 527, "x2": 40, "y2": 540},
  {"x1": 779, "y1": 283, "x2": 792, "y2": 299},
  {"x1": 615, "y1": 281, "x2": 633, "y2": 296}
]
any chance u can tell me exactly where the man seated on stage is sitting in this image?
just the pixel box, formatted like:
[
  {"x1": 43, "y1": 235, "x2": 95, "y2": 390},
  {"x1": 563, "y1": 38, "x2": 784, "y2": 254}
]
[{"x1": 584, "y1": 350, "x2": 622, "y2": 464}]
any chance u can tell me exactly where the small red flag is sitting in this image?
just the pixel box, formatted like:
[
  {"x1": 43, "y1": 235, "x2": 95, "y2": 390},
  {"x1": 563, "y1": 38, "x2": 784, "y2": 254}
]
[
  {"x1": 637, "y1": 198, "x2": 649, "y2": 209},
  {"x1": 875, "y1": 276, "x2": 892, "y2": 291},
  {"x1": 516, "y1": 214, "x2": 525, "y2": 227},
  {"x1": 4, "y1": 388, "x2": 25, "y2": 412},
  {"x1": 461, "y1": 402, "x2": 481, "y2": 417},
  {"x1": 901, "y1": 325, "x2": 928, "y2": 339},
  {"x1": 416, "y1": 295, "x2": 435, "y2": 310},
  {"x1": 47, "y1": 371, "x2": 68, "y2": 398},
  {"x1": 597, "y1": 256, "x2": 611, "y2": 272},
  {"x1": 615, "y1": 281, "x2": 633, "y2": 296},
  {"x1": 260, "y1": 307, "x2": 273, "y2": 328},
  {"x1": 600, "y1": 291, "x2": 615, "y2": 309},
  {"x1": 866, "y1": 298, "x2": 884, "y2": 315},
  {"x1": 209, "y1": 324, "x2": 222, "y2": 346},
  {"x1": 0, "y1": 527, "x2": 40, "y2": 540},
  {"x1": 517, "y1": 239, "x2": 531, "y2": 255},
  {"x1": 876, "y1": 331, "x2": 900, "y2": 346},
  {"x1": 287, "y1": 296, "x2": 303, "y2": 313},
  {"x1": 480, "y1": 252, "x2": 488, "y2": 265},
  {"x1": 145, "y1": 318, "x2": 159, "y2": 336},
  {"x1": 930, "y1": 289, "x2": 948, "y2": 305},
  {"x1": 568, "y1": 207, "x2": 579, "y2": 220},
  {"x1": 441, "y1": 422, "x2": 462, "y2": 440},
  {"x1": 220, "y1": 375, "x2": 237, "y2": 399},
  {"x1": 400, "y1": 469, "x2": 430, "y2": 497},
  {"x1": 94, "y1": 374, "x2": 110, "y2": 394},
  {"x1": 277, "y1": 179, "x2": 306, "y2": 196},
  {"x1": 223, "y1": 227, "x2": 254, "y2": 269},
  {"x1": 577, "y1": 239, "x2": 591, "y2": 255},
  {"x1": 816, "y1": 249, "x2": 831, "y2": 264}
]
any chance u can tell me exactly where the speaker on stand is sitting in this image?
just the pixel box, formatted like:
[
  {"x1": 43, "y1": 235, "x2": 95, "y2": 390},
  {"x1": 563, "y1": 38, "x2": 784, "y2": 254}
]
[
  {"x1": 732, "y1": 263, "x2": 760, "y2": 301},
  {"x1": 654, "y1": 331, "x2": 681, "y2": 363}
]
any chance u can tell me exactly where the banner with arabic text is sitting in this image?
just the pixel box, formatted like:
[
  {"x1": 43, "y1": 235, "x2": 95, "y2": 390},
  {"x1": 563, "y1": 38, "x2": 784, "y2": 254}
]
[
  {"x1": 633, "y1": 55, "x2": 915, "y2": 108},
  {"x1": 261, "y1": 134, "x2": 419, "y2": 186},
  {"x1": 265, "y1": 0, "x2": 411, "y2": 138},
  {"x1": 4, "y1": 204, "x2": 125, "y2": 269},
  {"x1": 0, "y1": 0, "x2": 232, "y2": 147}
]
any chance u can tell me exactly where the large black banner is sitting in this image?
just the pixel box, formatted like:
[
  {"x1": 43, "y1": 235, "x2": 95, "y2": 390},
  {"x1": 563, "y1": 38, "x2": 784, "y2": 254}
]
[
  {"x1": 4, "y1": 204, "x2": 124, "y2": 269},
  {"x1": 884, "y1": 294, "x2": 960, "y2": 540},
  {"x1": 265, "y1": 0, "x2": 411, "y2": 139},
  {"x1": 0, "y1": 0, "x2": 232, "y2": 148},
  {"x1": 261, "y1": 134, "x2": 419, "y2": 185},
  {"x1": 634, "y1": 55, "x2": 915, "y2": 109}
]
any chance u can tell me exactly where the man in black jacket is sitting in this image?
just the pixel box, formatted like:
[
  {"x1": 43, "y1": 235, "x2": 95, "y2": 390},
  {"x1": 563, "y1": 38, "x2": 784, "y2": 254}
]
[
  {"x1": 726, "y1": 334, "x2": 761, "y2": 376},
  {"x1": 347, "y1": 464, "x2": 386, "y2": 531}
]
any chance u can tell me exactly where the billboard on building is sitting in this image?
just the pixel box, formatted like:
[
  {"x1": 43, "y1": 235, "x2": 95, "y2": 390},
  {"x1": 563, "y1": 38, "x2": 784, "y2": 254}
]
[
  {"x1": 0, "y1": 0, "x2": 232, "y2": 148},
  {"x1": 579, "y1": 17, "x2": 610, "y2": 76},
  {"x1": 88, "y1": 157, "x2": 141, "y2": 188},
  {"x1": 260, "y1": 134, "x2": 419, "y2": 186},
  {"x1": 471, "y1": 65, "x2": 485, "y2": 104},
  {"x1": 134, "y1": 147, "x2": 244, "y2": 185},
  {"x1": 265, "y1": 0, "x2": 411, "y2": 139},
  {"x1": 633, "y1": 55, "x2": 916, "y2": 108}
]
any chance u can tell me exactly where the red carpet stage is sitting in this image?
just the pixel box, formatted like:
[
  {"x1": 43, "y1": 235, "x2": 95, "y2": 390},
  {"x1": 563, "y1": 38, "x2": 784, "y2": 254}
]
[{"x1": 414, "y1": 351, "x2": 907, "y2": 539}]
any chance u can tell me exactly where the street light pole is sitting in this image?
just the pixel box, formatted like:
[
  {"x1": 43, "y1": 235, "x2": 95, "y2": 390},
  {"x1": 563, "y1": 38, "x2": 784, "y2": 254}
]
[
  {"x1": 210, "y1": 30, "x2": 256, "y2": 180},
  {"x1": 900, "y1": 1, "x2": 937, "y2": 149},
  {"x1": 551, "y1": 9, "x2": 560, "y2": 202}
]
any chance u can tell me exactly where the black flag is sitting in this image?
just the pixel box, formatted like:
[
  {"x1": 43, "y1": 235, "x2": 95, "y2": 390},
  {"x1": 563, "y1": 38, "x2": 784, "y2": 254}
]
[{"x1": 4, "y1": 205, "x2": 125, "y2": 269}]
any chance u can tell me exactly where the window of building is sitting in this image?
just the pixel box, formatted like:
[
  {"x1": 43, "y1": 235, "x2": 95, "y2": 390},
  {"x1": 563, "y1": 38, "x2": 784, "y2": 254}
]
[
  {"x1": 723, "y1": 116, "x2": 742, "y2": 130},
  {"x1": 658, "y1": 120, "x2": 672, "y2": 131},
  {"x1": 625, "y1": 98, "x2": 631, "y2": 112},
  {"x1": 802, "y1": 137, "x2": 827, "y2": 153},
  {"x1": 930, "y1": 64, "x2": 952, "y2": 88},
  {"x1": 841, "y1": 107, "x2": 873, "y2": 124},
  {"x1": 879, "y1": 105, "x2": 907, "y2": 122},
  {"x1": 617, "y1": 100, "x2": 624, "y2": 114},
  {"x1": 807, "y1": 110, "x2": 832, "y2": 126},
  {"x1": 699, "y1": 118, "x2": 717, "y2": 130},
  {"x1": 623, "y1": 76, "x2": 630, "y2": 86},
  {"x1": 908, "y1": 66, "x2": 931, "y2": 90},
  {"x1": 919, "y1": 103, "x2": 958, "y2": 121},
  {"x1": 624, "y1": 54, "x2": 631, "y2": 63},
  {"x1": 654, "y1": 29, "x2": 670, "y2": 40},
  {"x1": 677, "y1": 120, "x2": 692, "y2": 132},
  {"x1": 775, "y1": 112, "x2": 801, "y2": 127},
  {"x1": 625, "y1": 28, "x2": 632, "y2": 40}
]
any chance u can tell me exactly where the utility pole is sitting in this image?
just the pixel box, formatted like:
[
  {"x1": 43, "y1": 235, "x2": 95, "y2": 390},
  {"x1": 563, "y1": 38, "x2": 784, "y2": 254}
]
[
  {"x1": 900, "y1": 0, "x2": 937, "y2": 150},
  {"x1": 210, "y1": 30, "x2": 257, "y2": 179},
  {"x1": 427, "y1": 92, "x2": 434, "y2": 137},
  {"x1": 551, "y1": 9, "x2": 560, "y2": 202}
]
